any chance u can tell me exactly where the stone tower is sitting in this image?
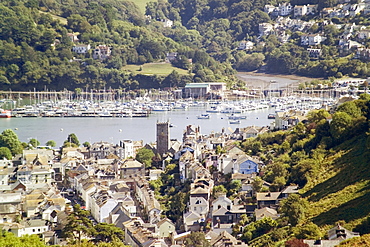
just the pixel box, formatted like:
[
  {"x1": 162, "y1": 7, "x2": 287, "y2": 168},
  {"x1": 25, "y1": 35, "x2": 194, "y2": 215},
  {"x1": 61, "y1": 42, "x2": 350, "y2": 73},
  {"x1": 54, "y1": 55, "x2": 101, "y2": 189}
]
[{"x1": 156, "y1": 121, "x2": 170, "y2": 157}]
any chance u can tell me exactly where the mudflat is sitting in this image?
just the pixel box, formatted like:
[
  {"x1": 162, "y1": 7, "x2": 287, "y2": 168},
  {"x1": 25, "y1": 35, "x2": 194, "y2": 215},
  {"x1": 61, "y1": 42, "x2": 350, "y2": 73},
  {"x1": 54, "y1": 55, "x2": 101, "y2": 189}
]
[{"x1": 236, "y1": 72, "x2": 319, "y2": 89}]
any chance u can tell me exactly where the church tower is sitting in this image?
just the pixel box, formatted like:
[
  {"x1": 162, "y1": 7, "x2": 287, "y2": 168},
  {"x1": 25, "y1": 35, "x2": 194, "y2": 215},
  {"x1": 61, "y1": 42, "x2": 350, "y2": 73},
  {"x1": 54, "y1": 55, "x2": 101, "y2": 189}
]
[{"x1": 156, "y1": 121, "x2": 170, "y2": 157}]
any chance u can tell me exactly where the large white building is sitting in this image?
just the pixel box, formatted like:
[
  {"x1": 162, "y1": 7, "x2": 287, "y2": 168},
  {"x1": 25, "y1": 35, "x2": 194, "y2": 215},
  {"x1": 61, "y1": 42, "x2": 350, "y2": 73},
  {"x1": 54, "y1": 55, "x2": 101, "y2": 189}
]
[{"x1": 183, "y1": 82, "x2": 226, "y2": 98}]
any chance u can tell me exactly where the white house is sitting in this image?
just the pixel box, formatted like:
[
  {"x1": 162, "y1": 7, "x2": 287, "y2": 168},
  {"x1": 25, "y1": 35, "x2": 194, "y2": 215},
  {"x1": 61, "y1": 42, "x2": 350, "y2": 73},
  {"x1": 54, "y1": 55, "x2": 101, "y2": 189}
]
[
  {"x1": 259, "y1": 23, "x2": 274, "y2": 36},
  {"x1": 2, "y1": 219, "x2": 49, "y2": 237},
  {"x1": 93, "y1": 45, "x2": 112, "y2": 60},
  {"x1": 89, "y1": 190, "x2": 118, "y2": 223},
  {"x1": 294, "y1": 5, "x2": 308, "y2": 17},
  {"x1": 162, "y1": 19, "x2": 173, "y2": 28},
  {"x1": 238, "y1": 41, "x2": 254, "y2": 50},
  {"x1": 358, "y1": 29, "x2": 370, "y2": 39},
  {"x1": 279, "y1": 3, "x2": 293, "y2": 16},
  {"x1": 189, "y1": 196, "x2": 209, "y2": 217},
  {"x1": 157, "y1": 218, "x2": 176, "y2": 238},
  {"x1": 212, "y1": 195, "x2": 232, "y2": 211},
  {"x1": 119, "y1": 140, "x2": 135, "y2": 159},
  {"x1": 72, "y1": 44, "x2": 91, "y2": 54},
  {"x1": 301, "y1": 34, "x2": 325, "y2": 46},
  {"x1": 80, "y1": 181, "x2": 97, "y2": 210},
  {"x1": 0, "y1": 167, "x2": 12, "y2": 190},
  {"x1": 264, "y1": 4, "x2": 276, "y2": 14},
  {"x1": 306, "y1": 4, "x2": 317, "y2": 15}
]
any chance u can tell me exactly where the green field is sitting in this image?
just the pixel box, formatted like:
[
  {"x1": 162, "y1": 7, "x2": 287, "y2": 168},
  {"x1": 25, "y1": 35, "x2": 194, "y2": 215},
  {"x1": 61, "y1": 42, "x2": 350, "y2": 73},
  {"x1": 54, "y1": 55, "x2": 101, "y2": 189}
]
[
  {"x1": 123, "y1": 63, "x2": 191, "y2": 75},
  {"x1": 39, "y1": 10, "x2": 68, "y2": 25},
  {"x1": 131, "y1": 0, "x2": 152, "y2": 13}
]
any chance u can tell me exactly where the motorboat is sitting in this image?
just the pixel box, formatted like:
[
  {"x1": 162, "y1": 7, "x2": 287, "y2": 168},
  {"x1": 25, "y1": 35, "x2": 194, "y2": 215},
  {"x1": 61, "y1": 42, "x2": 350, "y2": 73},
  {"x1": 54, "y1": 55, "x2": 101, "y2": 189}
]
[
  {"x1": 197, "y1": 114, "x2": 210, "y2": 119},
  {"x1": 229, "y1": 120, "x2": 241, "y2": 124}
]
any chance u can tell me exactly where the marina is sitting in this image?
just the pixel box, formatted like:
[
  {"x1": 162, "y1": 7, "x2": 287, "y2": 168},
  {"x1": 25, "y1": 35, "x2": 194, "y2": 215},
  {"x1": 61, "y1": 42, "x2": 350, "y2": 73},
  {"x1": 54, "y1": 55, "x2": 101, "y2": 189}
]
[
  {"x1": 0, "y1": 94, "x2": 337, "y2": 147},
  {"x1": 2, "y1": 94, "x2": 336, "y2": 119}
]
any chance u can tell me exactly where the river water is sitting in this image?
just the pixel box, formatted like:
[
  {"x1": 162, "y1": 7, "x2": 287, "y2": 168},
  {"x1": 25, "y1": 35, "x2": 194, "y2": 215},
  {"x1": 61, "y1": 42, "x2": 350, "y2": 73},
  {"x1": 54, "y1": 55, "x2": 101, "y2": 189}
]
[{"x1": 0, "y1": 106, "x2": 275, "y2": 147}]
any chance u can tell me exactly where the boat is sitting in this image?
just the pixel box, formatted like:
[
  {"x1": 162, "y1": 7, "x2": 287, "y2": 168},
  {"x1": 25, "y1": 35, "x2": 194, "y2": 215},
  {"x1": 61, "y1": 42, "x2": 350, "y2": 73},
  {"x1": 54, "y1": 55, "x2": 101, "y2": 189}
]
[
  {"x1": 228, "y1": 114, "x2": 247, "y2": 120},
  {"x1": 206, "y1": 105, "x2": 222, "y2": 113},
  {"x1": 267, "y1": 113, "x2": 276, "y2": 119},
  {"x1": 229, "y1": 120, "x2": 241, "y2": 124},
  {"x1": 197, "y1": 114, "x2": 210, "y2": 119},
  {"x1": 0, "y1": 109, "x2": 11, "y2": 118}
]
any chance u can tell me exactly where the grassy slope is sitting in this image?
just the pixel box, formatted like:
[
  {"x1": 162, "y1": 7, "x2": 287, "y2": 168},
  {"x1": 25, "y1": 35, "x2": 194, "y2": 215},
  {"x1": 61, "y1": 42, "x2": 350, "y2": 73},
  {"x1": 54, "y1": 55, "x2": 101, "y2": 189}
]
[
  {"x1": 39, "y1": 10, "x2": 67, "y2": 25},
  {"x1": 123, "y1": 63, "x2": 191, "y2": 75},
  {"x1": 131, "y1": 0, "x2": 152, "y2": 13},
  {"x1": 339, "y1": 234, "x2": 370, "y2": 246},
  {"x1": 303, "y1": 135, "x2": 370, "y2": 230}
]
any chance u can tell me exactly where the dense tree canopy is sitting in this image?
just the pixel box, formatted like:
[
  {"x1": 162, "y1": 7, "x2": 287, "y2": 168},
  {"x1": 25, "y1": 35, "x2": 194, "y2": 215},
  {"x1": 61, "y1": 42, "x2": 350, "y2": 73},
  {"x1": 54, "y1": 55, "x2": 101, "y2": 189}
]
[
  {"x1": 0, "y1": 129, "x2": 23, "y2": 156},
  {"x1": 184, "y1": 231, "x2": 211, "y2": 247},
  {"x1": 135, "y1": 148, "x2": 155, "y2": 168},
  {"x1": 0, "y1": 147, "x2": 12, "y2": 160},
  {"x1": 0, "y1": 231, "x2": 46, "y2": 247},
  {"x1": 64, "y1": 204, "x2": 94, "y2": 243}
]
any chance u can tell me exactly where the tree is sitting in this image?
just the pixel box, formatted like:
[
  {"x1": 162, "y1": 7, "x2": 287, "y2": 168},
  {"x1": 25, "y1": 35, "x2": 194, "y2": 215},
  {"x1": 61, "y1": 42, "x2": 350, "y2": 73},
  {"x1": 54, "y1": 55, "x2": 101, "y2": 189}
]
[
  {"x1": 83, "y1": 141, "x2": 91, "y2": 148},
  {"x1": 28, "y1": 138, "x2": 40, "y2": 148},
  {"x1": 135, "y1": 148, "x2": 155, "y2": 168},
  {"x1": 236, "y1": 53, "x2": 265, "y2": 71},
  {"x1": 330, "y1": 111, "x2": 353, "y2": 140},
  {"x1": 307, "y1": 109, "x2": 330, "y2": 124},
  {"x1": 0, "y1": 129, "x2": 22, "y2": 156},
  {"x1": 64, "y1": 133, "x2": 80, "y2": 147},
  {"x1": 285, "y1": 238, "x2": 309, "y2": 247},
  {"x1": 293, "y1": 222, "x2": 322, "y2": 239},
  {"x1": 46, "y1": 140, "x2": 56, "y2": 147},
  {"x1": 252, "y1": 176, "x2": 264, "y2": 193},
  {"x1": 184, "y1": 231, "x2": 211, "y2": 247},
  {"x1": 242, "y1": 217, "x2": 278, "y2": 243},
  {"x1": 167, "y1": 191, "x2": 188, "y2": 222},
  {"x1": 0, "y1": 231, "x2": 46, "y2": 247},
  {"x1": 337, "y1": 101, "x2": 362, "y2": 118},
  {"x1": 279, "y1": 194, "x2": 308, "y2": 226},
  {"x1": 162, "y1": 70, "x2": 180, "y2": 88},
  {"x1": 213, "y1": 185, "x2": 227, "y2": 196},
  {"x1": 227, "y1": 179, "x2": 242, "y2": 196},
  {"x1": 64, "y1": 204, "x2": 94, "y2": 243},
  {"x1": 0, "y1": 147, "x2": 12, "y2": 160},
  {"x1": 93, "y1": 223, "x2": 125, "y2": 243}
]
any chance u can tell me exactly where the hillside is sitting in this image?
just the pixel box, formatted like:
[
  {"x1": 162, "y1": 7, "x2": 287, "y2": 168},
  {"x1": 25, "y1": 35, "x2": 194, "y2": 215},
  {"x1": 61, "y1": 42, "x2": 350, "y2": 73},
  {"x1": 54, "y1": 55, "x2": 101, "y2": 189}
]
[
  {"x1": 0, "y1": 0, "x2": 236, "y2": 91},
  {"x1": 339, "y1": 234, "x2": 370, "y2": 246},
  {"x1": 234, "y1": 95, "x2": 370, "y2": 246},
  {"x1": 305, "y1": 135, "x2": 370, "y2": 229}
]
